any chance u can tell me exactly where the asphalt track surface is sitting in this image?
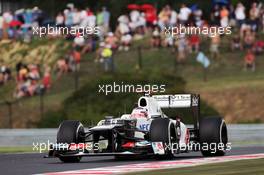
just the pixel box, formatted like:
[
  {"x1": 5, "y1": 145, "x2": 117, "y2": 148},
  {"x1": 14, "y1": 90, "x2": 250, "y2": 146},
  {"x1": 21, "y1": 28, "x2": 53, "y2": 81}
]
[{"x1": 0, "y1": 146, "x2": 263, "y2": 175}]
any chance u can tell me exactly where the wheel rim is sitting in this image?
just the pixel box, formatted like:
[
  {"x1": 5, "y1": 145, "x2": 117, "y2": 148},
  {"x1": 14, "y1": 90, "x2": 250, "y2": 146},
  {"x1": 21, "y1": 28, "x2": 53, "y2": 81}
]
[{"x1": 220, "y1": 121, "x2": 228, "y2": 144}]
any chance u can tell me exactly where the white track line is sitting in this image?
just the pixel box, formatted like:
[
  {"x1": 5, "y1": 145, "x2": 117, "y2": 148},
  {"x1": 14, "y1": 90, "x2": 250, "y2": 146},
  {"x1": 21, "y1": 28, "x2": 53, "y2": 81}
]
[{"x1": 42, "y1": 153, "x2": 264, "y2": 175}]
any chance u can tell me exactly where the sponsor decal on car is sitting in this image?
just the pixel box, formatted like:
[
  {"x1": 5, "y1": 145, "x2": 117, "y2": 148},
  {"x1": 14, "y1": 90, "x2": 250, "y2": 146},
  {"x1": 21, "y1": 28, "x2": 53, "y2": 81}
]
[
  {"x1": 139, "y1": 124, "x2": 150, "y2": 131},
  {"x1": 152, "y1": 142, "x2": 165, "y2": 155},
  {"x1": 135, "y1": 141, "x2": 151, "y2": 147}
]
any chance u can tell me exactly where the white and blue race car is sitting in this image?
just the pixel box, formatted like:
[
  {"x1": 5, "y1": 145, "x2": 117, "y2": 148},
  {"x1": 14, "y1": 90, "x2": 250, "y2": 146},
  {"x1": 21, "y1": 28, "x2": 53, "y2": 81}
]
[{"x1": 47, "y1": 94, "x2": 228, "y2": 162}]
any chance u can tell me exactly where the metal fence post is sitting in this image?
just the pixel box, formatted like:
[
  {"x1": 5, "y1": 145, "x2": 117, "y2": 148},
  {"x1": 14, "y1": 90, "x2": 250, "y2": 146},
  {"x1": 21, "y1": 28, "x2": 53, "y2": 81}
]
[
  {"x1": 137, "y1": 46, "x2": 142, "y2": 69},
  {"x1": 174, "y1": 56, "x2": 177, "y2": 71},
  {"x1": 203, "y1": 67, "x2": 207, "y2": 82},
  {"x1": 6, "y1": 101, "x2": 12, "y2": 128},
  {"x1": 112, "y1": 54, "x2": 115, "y2": 73},
  {"x1": 40, "y1": 88, "x2": 45, "y2": 120},
  {"x1": 74, "y1": 63, "x2": 79, "y2": 91}
]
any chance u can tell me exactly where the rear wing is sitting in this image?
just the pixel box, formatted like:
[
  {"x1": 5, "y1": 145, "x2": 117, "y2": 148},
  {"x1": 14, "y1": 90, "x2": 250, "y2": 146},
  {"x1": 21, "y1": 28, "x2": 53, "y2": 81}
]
[
  {"x1": 152, "y1": 94, "x2": 198, "y2": 108},
  {"x1": 152, "y1": 94, "x2": 200, "y2": 130}
]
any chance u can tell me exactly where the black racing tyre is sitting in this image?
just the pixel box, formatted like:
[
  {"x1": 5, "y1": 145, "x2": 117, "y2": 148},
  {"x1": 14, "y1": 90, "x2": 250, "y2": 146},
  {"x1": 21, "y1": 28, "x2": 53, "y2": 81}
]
[
  {"x1": 57, "y1": 120, "x2": 85, "y2": 163},
  {"x1": 150, "y1": 118, "x2": 176, "y2": 159},
  {"x1": 199, "y1": 117, "x2": 228, "y2": 157}
]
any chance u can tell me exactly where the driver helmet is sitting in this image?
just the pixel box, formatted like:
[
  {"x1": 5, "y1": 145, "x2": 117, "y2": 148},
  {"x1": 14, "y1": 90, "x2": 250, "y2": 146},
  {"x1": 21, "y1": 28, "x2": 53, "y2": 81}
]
[{"x1": 131, "y1": 107, "x2": 148, "y2": 118}]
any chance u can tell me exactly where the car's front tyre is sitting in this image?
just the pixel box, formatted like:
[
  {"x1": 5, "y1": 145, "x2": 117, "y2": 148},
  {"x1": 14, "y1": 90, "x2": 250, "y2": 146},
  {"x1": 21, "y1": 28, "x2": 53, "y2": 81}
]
[
  {"x1": 150, "y1": 118, "x2": 177, "y2": 159},
  {"x1": 57, "y1": 120, "x2": 85, "y2": 163}
]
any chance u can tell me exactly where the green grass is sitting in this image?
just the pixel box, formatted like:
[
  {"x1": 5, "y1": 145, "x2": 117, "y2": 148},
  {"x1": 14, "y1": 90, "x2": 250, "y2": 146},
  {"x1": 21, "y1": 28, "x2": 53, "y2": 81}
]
[
  {"x1": 128, "y1": 158, "x2": 264, "y2": 175},
  {"x1": 0, "y1": 147, "x2": 37, "y2": 153},
  {"x1": 1, "y1": 33, "x2": 264, "y2": 127}
]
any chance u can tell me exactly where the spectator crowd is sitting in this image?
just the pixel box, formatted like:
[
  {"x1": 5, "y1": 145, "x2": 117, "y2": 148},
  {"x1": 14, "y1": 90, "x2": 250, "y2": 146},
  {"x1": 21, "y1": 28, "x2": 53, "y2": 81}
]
[
  {"x1": 0, "y1": 1, "x2": 264, "y2": 98},
  {"x1": 14, "y1": 62, "x2": 51, "y2": 98}
]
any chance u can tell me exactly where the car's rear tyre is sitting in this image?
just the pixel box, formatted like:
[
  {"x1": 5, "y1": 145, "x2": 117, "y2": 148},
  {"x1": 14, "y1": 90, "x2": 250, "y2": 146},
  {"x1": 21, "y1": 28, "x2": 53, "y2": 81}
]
[
  {"x1": 150, "y1": 118, "x2": 176, "y2": 159},
  {"x1": 199, "y1": 117, "x2": 228, "y2": 157},
  {"x1": 57, "y1": 120, "x2": 85, "y2": 163}
]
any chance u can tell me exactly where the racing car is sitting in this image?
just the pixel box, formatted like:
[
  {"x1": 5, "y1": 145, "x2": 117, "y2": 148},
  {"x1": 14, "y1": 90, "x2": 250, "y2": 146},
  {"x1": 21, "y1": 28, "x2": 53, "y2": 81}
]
[{"x1": 47, "y1": 94, "x2": 228, "y2": 162}]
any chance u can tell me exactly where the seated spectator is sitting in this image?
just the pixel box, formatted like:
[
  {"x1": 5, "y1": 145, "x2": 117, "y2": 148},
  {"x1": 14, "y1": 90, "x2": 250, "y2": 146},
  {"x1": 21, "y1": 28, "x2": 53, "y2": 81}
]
[
  {"x1": 95, "y1": 42, "x2": 105, "y2": 63},
  {"x1": 235, "y1": 2, "x2": 246, "y2": 28},
  {"x1": 101, "y1": 44, "x2": 114, "y2": 72},
  {"x1": 188, "y1": 34, "x2": 200, "y2": 53},
  {"x1": 158, "y1": 5, "x2": 171, "y2": 29},
  {"x1": 42, "y1": 66, "x2": 51, "y2": 90},
  {"x1": 119, "y1": 33, "x2": 132, "y2": 51},
  {"x1": 27, "y1": 79, "x2": 38, "y2": 96},
  {"x1": 16, "y1": 62, "x2": 23, "y2": 77},
  {"x1": 143, "y1": 5, "x2": 157, "y2": 28},
  {"x1": 116, "y1": 14, "x2": 130, "y2": 39},
  {"x1": 15, "y1": 78, "x2": 34, "y2": 99},
  {"x1": 178, "y1": 4, "x2": 191, "y2": 25},
  {"x1": 129, "y1": 9, "x2": 141, "y2": 32},
  {"x1": 56, "y1": 12, "x2": 64, "y2": 27},
  {"x1": 73, "y1": 33, "x2": 85, "y2": 50},
  {"x1": 23, "y1": 27, "x2": 32, "y2": 43},
  {"x1": 240, "y1": 23, "x2": 251, "y2": 39},
  {"x1": 244, "y1": 49, "x2": 255, "y2": 71},
  {"x1": 73, "y1": 50, "x2": 81, "y2": 71},
  {"x1": 86, "y1": 8, "x2": 96, "y2": 28},
  {"x1": 0, "y1": 64, "x2": 11, "y2": 85},
  {"x1": 102, "y1": 7, "x2": 110, "y2": 35},
  {"x1": 210, "y1": 33, "x2": 220, "y2": 59},
  {"x1": 163, "y1": 35, "x2": 174, "y2": 48},
  {"x1": 56, "y1": 58, "x2": 68, "y2": 79},
  {"x1": 18, "y1": 65, "x2": 29, "y2": 82},
  {"x1": 105, "y1": 32, "x2": 118, "y2": 50},
  {"x1": 81, "y1": 35, "x2": 96, "y2": 54},
  {"x1": 193, "y1": 7, "x2": 203, "y2": 27},
  {"x1": 243, "y1": 30, "x2": 255, "y2": 49},
  {"x1": 138, "y1": 13, "x2": 147, "y2": 34},
  {"x1": 28, "y1": 64, "x2": 40, "y2": 80},
  {"x1": 220, "y1": 6, "x2": 229, "y2": 28},
  {"x1": 15, "y1": 81, "x2": 27, "y2": 99},
  {"x1": 249, "y1": 2, "x2": 260, "y2": 32},
  {"x1": 211, "y1": 5, "x2": 220, "y2": 26},
  {"x1": 66, "y1": 51, "x2": 76, "y2": 71},
  {"x1": 170, "y1": 9, "x2": 178, "y2": 27},
  {"x1": 176, "y1": 35, "x2": 187, "y2": 63},
  {"x1": 231, "y1": 34, "x2": 242, "y2": 51},
  {"x1": 151, "y1": 26, "x2": 161, "y2": 48},
  {"x1": 253, "y1": 40, "x2": 264, "y2": 55}
]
